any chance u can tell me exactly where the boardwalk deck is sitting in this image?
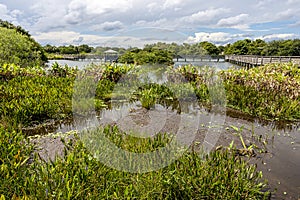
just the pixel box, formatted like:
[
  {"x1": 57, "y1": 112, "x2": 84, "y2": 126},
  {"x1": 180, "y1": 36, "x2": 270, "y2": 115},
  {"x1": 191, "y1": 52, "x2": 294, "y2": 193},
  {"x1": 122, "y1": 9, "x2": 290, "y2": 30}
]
[{"x1": 225, "y1": 55, "x2": 300, "y2": 67}]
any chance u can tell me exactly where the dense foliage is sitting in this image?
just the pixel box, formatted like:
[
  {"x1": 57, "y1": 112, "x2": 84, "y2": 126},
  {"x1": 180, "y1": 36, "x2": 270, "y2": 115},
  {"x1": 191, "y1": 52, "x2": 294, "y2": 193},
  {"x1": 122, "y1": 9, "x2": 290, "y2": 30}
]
[
  {"x1": 118, "y1": 48, "x2": 174, "y2": 65},
  {"x1": 0, "y1": 21, "x2": 47, "y2": 67},
  {"x1": 0, "y1": 64, "x2": 75, "y2": 126},
  {"x1": 44, "y1": 44, "x2": 93, "y2": 54},
  {"x1": 224, "y1": 39, "x2": 300, "y2": 56},
  {"x1": 1, "y1": 62, "x2": 298, "y2": 129},
  {"x1": 43, "y1": 38, "x2": 300, "y2": 61}
]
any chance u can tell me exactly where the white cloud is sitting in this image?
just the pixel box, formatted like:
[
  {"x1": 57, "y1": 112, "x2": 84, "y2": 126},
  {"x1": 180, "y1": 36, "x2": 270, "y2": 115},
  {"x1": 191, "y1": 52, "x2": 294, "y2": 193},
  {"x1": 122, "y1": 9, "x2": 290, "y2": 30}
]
[
  {"x1": 2, "y1": 0, "x2": 300, "y2": 46},
  {"x1": 91, "y1": 21, "x2": 124, "y2": 31},
  {"x1": 256, "y1": 0, "x2": 275, "y2": 8},
  {"x1": 186, "y1": 32, "x2": 251, "y2": 45},
  {"x1": 289, "y1": 21, "x2": 300, "y2": 27},
  {"x1": 134, "y1": 18, "x2": 169, "y2": 27},
  {"x1": 34, "y1": 31, "x2": 82, "y2": 44},
  {"x1": 0, "y1": 3, "x2": 22, "y2": 22},
  {"x1": 257, "y1": 33, "x2": 299, "y2": 41},
  {"x1": 181, "y1": 8, "x2": 230, "y2": 24},
  {"x1": 275, "y1": 9, "x2": 295, "y2": 21},
  {"x1": 32, "y1": 30, "x2": 182, "y2": 47},
  {"x1": 74, "y1": 0, "x2": 132, "y2": 15},
  {"x1": 163, "y1": 0, "x2": 185, "y2": 9},
  {"x1": 147, "y1": 2, "x2": 159, "y2": 12},
  {"x1": 287, "y1": 0, "x2": 300, "y2": 4},
  {"x1": 217, "y1": 14, "x2": 249, "y2": 29}
]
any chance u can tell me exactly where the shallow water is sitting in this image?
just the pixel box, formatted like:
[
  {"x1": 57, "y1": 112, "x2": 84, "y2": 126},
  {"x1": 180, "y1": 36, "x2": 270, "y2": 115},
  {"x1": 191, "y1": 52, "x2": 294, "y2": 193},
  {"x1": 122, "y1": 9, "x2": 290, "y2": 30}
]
[
  {"x1": 23, "y1": 98, "x2": 300, "y2": 199},
  {"x1": 34, "y1": 60, "x2": 300, "y2": 199},
  {"x1": 47, "y1": 59, "x2": 240, "y2": 70}
]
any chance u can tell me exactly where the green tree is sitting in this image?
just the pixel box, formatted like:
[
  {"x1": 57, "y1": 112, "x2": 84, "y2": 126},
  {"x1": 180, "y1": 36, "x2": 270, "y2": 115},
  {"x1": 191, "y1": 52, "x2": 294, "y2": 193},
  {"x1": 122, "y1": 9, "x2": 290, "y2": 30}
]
[
  {"x1": 118, "y1": 49, "x2": 173, "y2": 65},
  {"x1": 43, "y1": 44, "x2": 60, "y2": 54},
  {"x1": 290, "y1": 39, "x2": 300, "y2": 56},
  {"x1": 248, "y1": 39, "x2": 267, "y2": 55},
  {"x1": 261, "y1": 40, "x2": 281, "y2": 56},
  {"x1": 118, "y1": 51, "x2": 135, "y2": 64},
  {"x1": 224, "y1": 39, "x2": 252, "y2": 55},
  {"x1": 59, "y1": 45, "x2": 78, "y2": 54},
  {"x1": 78, "y1": 44, "x2": 93, "y2": 53},
  {"x1": 199, "y1": 41, "x2": 220, "y2": 55},
  {"x1": 218, "y1": 45, "x2": 225, "y2": 55}
]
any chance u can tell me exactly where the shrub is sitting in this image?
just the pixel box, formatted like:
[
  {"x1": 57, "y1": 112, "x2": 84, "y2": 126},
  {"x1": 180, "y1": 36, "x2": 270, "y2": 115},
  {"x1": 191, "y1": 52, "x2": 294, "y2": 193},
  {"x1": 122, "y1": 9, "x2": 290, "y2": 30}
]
[{"x1": 0, "y1": 21, "x2": 47, "y2": 67}]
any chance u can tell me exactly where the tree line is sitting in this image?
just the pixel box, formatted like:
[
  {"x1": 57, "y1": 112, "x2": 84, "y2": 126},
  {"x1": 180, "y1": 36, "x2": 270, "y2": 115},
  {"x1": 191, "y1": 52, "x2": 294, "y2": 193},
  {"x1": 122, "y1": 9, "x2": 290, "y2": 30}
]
[
  {"x1": 224, "y1": 39, "x2": 300, "y2": 56},
  {"x1": 43, "y1": 39, "x2": 300, "y2": 57}
]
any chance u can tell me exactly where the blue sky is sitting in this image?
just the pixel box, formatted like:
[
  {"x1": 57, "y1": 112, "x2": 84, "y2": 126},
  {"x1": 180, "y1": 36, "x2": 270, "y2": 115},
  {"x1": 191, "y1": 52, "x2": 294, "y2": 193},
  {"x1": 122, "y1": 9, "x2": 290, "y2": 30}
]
[{"x1": 1, "y1": 0, "x2": 300, "y2": 47}]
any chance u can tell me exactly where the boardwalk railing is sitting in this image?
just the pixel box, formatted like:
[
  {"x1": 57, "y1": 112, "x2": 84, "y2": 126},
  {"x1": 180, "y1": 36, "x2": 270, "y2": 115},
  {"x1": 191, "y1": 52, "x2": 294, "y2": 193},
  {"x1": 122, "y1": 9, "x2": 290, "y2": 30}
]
[
  {"x1": 174, "y1": 55, "x2": 225, "y2": 62},
  {"x1": 225, "y1": 55, "x2": 300, "y2": 67}
]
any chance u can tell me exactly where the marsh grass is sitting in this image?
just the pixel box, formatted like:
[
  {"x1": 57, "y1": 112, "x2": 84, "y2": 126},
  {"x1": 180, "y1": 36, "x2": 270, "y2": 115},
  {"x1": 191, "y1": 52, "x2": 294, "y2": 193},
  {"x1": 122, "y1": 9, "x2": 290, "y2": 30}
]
[
  {"x1": 221, "y1": 63, "x2": 300, "y2": 120},
  {"x1": 0, "y1": 76, "x2": 74, "y2": 126},
  {"x1": 2, "y1": 63, "x2": 296, "y2": 130},
  {"x1": 176, "y1": 63, "x2": 300, "y2": 120},
  {"x1": 0, "y1": 125, "x2": 270, "y2": 199}
]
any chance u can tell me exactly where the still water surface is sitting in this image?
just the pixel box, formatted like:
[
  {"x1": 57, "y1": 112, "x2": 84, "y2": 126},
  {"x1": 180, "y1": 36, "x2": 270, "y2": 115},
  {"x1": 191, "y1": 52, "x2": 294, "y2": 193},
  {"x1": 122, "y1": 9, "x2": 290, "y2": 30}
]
[{"x1": 47, "y1": 59, "x2": 240, "y2": 70}]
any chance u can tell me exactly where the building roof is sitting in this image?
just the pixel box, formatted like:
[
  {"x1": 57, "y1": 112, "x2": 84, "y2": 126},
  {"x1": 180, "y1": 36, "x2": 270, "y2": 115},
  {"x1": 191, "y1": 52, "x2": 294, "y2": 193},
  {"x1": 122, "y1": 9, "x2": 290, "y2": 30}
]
[{"x1": 104, "y1": 49, "x2": 118, "y2": 54}]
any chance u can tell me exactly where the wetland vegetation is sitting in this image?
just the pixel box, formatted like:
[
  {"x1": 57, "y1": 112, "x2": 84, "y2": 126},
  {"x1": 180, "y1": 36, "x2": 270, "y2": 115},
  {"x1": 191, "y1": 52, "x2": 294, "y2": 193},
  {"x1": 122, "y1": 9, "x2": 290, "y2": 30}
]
[
  {"x1": 1, "y1": 20, "x2": 299, "y2": 199},
  {"x1": 2, "y1": 61, "x2": 299, "y2": 199}
]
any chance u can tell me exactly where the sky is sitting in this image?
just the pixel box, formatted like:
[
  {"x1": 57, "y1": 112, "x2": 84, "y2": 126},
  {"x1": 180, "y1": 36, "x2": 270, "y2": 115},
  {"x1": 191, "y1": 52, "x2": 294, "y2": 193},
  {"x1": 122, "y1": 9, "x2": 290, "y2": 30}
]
[{"x1": 1, "y1": 0, "x2": 300, "y2": 47}]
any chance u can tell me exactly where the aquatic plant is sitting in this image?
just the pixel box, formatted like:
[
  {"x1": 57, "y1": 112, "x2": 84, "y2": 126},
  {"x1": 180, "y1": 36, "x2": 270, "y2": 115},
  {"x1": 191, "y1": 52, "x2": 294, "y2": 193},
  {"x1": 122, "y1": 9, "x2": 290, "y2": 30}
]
[
  {"x1": 174, "y1": 63, "x2": 300, "y2": 120},
  {"x1": 0, "y1": 125, "x2": 269, "y2": 199},
  {"x1": 0, "y1": 75, "x2": 74, "y2": 126},
  {"x1": 220, "y1": 63, "x2": 300, "y2": 120},
  {"x1": 0, "y1": 126, "x2": 33, "y2": 197}
]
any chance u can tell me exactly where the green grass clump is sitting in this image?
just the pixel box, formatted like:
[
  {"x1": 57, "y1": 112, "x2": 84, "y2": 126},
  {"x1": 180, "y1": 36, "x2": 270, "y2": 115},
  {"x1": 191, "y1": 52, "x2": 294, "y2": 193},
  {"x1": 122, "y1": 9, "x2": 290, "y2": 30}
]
[
  {"x1": 176, "y1": 63, "x2": 300, "y2": 120},
  {"x1": 0, "y1": 75, "x2": 74, "y2": 126},
  {"x1": 0, "y1": 126, "x2": 34, "y2": 198},
  {"x1": 0, "y1": 125, "x2": 269, "y2": 199},
  {"x1": 221, "y1": 63, "x2": 300, "y2": 120}
]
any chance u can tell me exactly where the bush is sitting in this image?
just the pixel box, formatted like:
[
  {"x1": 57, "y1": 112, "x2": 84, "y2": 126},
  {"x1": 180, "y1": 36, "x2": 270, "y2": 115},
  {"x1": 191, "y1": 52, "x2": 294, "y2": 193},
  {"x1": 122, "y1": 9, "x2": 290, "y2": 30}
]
[{"x1": 0, "y1": 21, "x2": 47, "y2": 67}]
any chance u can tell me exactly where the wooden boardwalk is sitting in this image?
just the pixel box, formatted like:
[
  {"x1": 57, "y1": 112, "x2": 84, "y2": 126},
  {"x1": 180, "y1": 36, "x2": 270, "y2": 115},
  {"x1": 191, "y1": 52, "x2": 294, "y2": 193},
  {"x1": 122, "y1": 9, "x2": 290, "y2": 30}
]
[
  {"x1": 225, "y1": 55, "x2": 300, "y2": 67},
  {"x1": 174, "y1": 55, "x2": 225, "y2": 62}
]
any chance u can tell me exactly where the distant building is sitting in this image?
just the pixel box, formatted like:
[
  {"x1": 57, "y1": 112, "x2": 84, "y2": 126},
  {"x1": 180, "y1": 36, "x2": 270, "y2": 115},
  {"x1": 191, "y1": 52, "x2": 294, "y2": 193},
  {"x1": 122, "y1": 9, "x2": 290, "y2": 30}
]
[{"x1": 104, "y1": 49, "x2": 118, "y2": 62}]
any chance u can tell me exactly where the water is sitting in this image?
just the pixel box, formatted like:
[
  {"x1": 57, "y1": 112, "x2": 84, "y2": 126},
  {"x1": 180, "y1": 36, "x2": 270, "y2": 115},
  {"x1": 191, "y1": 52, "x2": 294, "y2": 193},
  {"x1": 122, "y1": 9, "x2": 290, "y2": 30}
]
[
  {"x1": 47, "y1": 60, "x2": 240, "y2": 70},
  {"x1": 173, "y1": 61, "x2": 240, "y2": 70},
  {"x1": 47, "y1": 59, "x2": 103, "y2": 69}
]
